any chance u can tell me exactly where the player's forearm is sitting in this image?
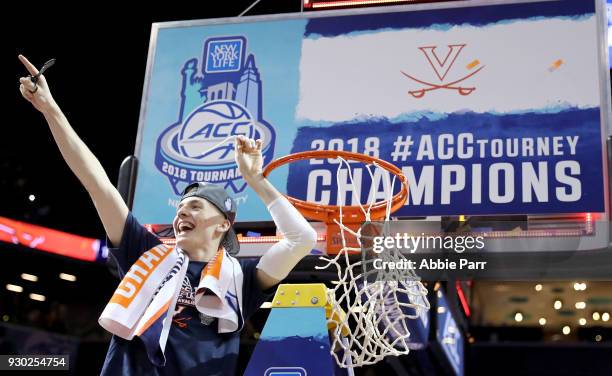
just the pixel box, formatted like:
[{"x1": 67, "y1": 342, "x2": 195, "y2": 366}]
[
  {"x1": 243, "y1": 174, "x2": 282, "y2": 206},
  {"x1": 41, "y1": 104, "x2": 128, "y2": 246},
  {"x1": 256, "y1": 196, "x2": 318, "y2": 281},
  {"x1": 41, "y1": 104, "x2": 113, "y2": 195}
]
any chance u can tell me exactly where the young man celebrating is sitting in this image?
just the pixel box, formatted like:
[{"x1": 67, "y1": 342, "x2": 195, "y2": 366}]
[{"x1": 18, "y1": 55, "x2": 317, "y2": 375}]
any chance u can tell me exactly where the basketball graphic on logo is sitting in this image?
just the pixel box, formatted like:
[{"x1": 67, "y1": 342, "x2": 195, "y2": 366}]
[{"x1": 178, "y1": 101, "x2": 255, "y2": 163}]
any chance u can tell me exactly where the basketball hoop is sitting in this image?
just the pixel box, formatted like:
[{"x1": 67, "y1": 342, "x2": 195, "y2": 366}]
[
  {"x1": 263, "y1": 150, "x2": 409, "y2": 253},
  {"x1": 262, "y1": 150, "x2": 429, "y2": 369}
]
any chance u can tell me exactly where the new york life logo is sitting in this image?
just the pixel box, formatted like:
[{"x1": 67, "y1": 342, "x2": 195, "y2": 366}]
[
  {"x1": 155, "y1": 36, "x2": 276, "y2": 196},
  {"x1": 401, "y1": 44, "x2": 485, "y2": 98}
]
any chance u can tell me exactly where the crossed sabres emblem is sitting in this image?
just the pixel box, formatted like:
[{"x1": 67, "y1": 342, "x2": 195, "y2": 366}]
[{"x1": 401, "y1": 44, "x2": 485, "y2": 98}]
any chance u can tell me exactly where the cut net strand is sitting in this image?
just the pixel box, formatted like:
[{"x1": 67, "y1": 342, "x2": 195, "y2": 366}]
[{"x1": 316, "y1": 156, "x2": 430, "y2": 368}]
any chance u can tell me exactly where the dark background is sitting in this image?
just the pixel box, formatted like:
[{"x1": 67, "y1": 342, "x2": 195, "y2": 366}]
[{"x1": 4, "y1": 1, "x2": 297, "y2": 238}]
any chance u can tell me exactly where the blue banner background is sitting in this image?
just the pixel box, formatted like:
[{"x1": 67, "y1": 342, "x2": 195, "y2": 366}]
[{"x1": 289, "y1": 109, "x2": 604, "y2": 216}]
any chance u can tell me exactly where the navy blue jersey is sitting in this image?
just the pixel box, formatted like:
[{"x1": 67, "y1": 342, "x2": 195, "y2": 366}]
[{"x1": 101, "y1": 213, "x2": 272, "y2": 375}]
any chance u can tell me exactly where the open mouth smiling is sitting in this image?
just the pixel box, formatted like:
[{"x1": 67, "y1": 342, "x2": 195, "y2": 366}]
[{"x1": 177, "y1": 222, "x2": 195, "y2": 235}]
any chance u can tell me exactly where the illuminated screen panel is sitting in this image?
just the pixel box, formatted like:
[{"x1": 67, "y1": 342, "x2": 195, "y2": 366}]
[
  {"x1": 0, "y1": 216, "x2": 101, "y2": 262},
  {"x1": 303, "y1": 0, "x2": 461, "y2": 9}
]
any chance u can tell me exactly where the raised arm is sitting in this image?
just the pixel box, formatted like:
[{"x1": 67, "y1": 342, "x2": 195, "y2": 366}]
[
  {"x1": 235, "y1": 136, "x2": 317, "y2": 290},
  {"x1": 17, "y1": 55, "x2": 128, "y2": 246}
]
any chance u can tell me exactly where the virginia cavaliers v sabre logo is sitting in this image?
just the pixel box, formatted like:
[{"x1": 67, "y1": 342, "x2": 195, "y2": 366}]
[{"x1": 401, "y1": 44, "x2": 485, "y2": 98}]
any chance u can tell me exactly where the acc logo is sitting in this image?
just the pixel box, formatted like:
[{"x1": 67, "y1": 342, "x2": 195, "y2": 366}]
[
  {"x1": 178, "y1": 101, "x2": 255, "y2": 162},
  {"x1": 155, "y1": 36, "x2": 276, "y2": 195},
  {"x1": 401, "y1": 44, "x2": 485, "y2": 98}
]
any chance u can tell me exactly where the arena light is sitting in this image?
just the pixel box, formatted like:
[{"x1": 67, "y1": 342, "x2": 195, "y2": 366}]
[
  {"x1": 21, "y1": 273, "x2": 38, "y2": 282},
  {"x1": 554, "y1": 299, "x2": 563, "y2": 310},
  {"x1": 602, "y1": 312, "x2": 610, "y2": 322},
  {"x1": 455, "y1": 281, "x2": 471, "y2": 317},
  {"x1": 562, "y1": 326, "x2": 571, "y2": 335},
  {"x1": 534, "y1": 284, "x2": 543, "y2": 292},
  {"x1": 514, "y1": 312, "x2": 523, "y2": 322},
  {"x1": 29, "y1": 293, "x2": 46, "y2": 302},
  {"x1": 6, "y1": 284, "x2": 23, "y2": 293},
  {"x1": 305, "y1": 0, "x2": 420, "y2": 9},
  {"x1": 575, "y1": 302, "x2": 586, "y2": 310},
  {"x1": 59, "y1": 273, "x2": 77, "y2": 282},
  {"x1": 593, "y1": 312, "x2": 601, "y2": 321},
  {"x1": 303, "y1": 0, "x2": 463, "y2": 9},
  {"x1": 239, "y1": 234, "x2": 326, "y2": 243},
  {"x1": 539, "y1": 318, "x2": 547, "y2": 326},
  {"x1": 579, "y1": 318, "x2": 587, "y2": 326}
]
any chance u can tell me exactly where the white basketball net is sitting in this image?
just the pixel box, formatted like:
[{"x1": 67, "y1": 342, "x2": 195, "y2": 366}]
[{"x1": 316, "y1": 158, "x2": 430, "y2": 368}]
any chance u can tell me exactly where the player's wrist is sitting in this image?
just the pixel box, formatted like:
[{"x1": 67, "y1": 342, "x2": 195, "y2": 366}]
[
  {"x1": 243, "y1": 172, "x2": 264, "y2": 185},
  {"x1": 40, "y1": 100, "x2": 60, "y2": 116}
]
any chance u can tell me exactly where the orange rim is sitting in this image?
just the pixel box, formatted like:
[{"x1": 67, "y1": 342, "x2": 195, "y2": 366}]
[{"x1": 262, "y1": 150, "x2": 408, "y2": 223}]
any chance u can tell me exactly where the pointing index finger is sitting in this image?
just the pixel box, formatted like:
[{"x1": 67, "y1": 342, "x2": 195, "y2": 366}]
[{"x1": 18, "y1": 55, "x2": 40, "y2": 76}]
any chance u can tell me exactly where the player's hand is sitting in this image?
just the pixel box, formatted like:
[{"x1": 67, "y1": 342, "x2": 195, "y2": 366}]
[
  {"x1": 235, "y1": 135, "x2": 263, "y2": 182},
  {"x1": 17, "y1": 54, "x2": 56, "y2": 114}
]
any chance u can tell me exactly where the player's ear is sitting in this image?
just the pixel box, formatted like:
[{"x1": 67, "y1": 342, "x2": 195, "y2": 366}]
[{"x1": 217, "y1": 219, "x2": 231, "y2": 233}]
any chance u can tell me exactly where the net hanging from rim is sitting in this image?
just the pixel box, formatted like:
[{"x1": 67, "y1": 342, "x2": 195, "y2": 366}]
[{"x1": 263, "y1": 150, "x2": 430, "y2": 368}]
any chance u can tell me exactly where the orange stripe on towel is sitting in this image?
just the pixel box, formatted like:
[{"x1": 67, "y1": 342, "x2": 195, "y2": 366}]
[
  {"x1": 110, "y1": 246, "x2": 174, "y2": 308},
  {"x1": 201, "y1": 249, "x2": 224, "y2": 281},
  {"x1": 136, "y1": 299, "x2": 172, "y2": 337}
]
